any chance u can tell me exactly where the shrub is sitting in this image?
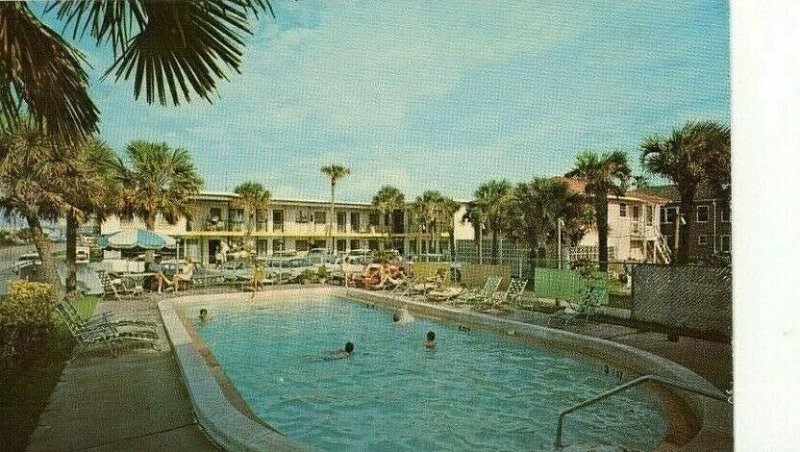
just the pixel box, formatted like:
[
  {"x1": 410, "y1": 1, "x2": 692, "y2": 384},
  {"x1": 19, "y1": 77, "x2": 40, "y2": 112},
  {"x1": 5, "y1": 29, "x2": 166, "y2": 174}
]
[{"x1": 0, "y1": 281, "x2": 57, "y2": 374}]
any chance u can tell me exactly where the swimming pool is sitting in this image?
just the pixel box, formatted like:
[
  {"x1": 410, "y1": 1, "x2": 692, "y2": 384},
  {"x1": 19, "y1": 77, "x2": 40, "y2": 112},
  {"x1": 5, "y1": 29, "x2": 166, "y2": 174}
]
[{"x1": 194, "y1": 295, "x2": 666, "y2": 450}]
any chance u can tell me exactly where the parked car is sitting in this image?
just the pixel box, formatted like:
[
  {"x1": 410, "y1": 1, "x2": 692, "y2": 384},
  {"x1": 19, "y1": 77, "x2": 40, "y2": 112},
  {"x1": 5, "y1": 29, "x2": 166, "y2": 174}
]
[
  {"x1": 76, "y1": 246, "x2": 91, "y2": 264},
  {"x1": 307, "y1": 248, "x2": 331, "y2": 256},
  {"x1": 412, "y1": 253, "x2": 448, "y2": 263},
  {"x1": 217, "y1": 260, "x2": 252, "y2": 281}
]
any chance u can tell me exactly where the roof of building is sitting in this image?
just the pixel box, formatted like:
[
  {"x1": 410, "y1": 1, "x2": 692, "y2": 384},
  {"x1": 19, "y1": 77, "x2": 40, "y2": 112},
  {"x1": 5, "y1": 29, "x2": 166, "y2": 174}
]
[
  {"x1": 636, "y1": 184, "x2": 729, "y2": 202},
  {"x1": 552, "y1": 176, "x2": 669, "y2": 204}
]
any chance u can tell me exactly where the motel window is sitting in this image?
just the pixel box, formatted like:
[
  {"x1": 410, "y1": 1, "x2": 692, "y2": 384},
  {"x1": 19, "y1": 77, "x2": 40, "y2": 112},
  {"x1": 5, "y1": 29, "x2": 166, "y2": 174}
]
[
  {"x1": 663, "y1": 207, "x2": 679, "y2": 224},
  {"x1": 619, "y1": 203, "x2": 627, "y2": 217},
  {"x1": 698, "y1": 235, "x2": 708, "y2": 246},
  {"x1": 210, "y1": 208, "x2": 222, "y2": 221},
  {"x1": 720, "y1": 235, "x2": 731, "y2": 253},
  {"x1": 296, "y1": 240, "x2": 309, "y2": 252},
  {"x1": 314, "y1": 211, "x2": 327, "y2": 224},
  {"x1": 721, "y1": 206, "x2": 731, "y2": 222},
  {"x1": 632, "y1": 205, "x2": 640, "y2": 219},
  {"x1": 272, "y1": 239, "x2": 284, "y2": 252},
  {"x1": 697, "y1": 205, "x2": 709, "y2": 223},
  {"x1": 646, "y1": 205, "x2": 654, "y2": 226}
]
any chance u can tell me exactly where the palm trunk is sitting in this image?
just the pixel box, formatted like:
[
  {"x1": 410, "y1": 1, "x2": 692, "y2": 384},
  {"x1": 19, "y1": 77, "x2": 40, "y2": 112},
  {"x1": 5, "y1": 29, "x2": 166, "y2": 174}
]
[
  {"x1": 491, "y1": 229, "x2": 499, "y2": 265},
  {"x1": 677, "y1": 191, "x2": 695, "y2": 265},
  {"x1": 448, "y1": 228, "x2": 456, "y2": 261},
  {"x1": 329, "y1": 182, "x2": 335, "y2": 251},
  {"x1": 597, "y1": 196, "x2": 609, "y2": 272},
  {"x1": 65, "y1": 209, "x2": 78, "y2": 297},
  {"x1": 25, "y1": 214, "x2": 63, "y2": 297},
  {"x1": 144, "y1": 215, "x2": 156, "y2": 263},
  {"x1": 528, "y1": 239, "x2": 538, "y2": 291},
  {"x1": 385, "y1": 211, "x2": 392, "y2": 250}
]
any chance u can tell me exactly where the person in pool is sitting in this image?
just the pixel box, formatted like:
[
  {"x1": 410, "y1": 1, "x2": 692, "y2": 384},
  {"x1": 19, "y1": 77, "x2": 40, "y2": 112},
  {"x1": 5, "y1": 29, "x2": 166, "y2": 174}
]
[
  {"x1": 392, "y1": 306, "x2": 414, "y2": 324},
  {"x1": 330, "y1": 341, "x2": 354, "y2": 359},
  {"x1": 425, "y1": 331, "x2": 436, "y2": 348},
  {"x1": 199, "y1": 308, "x2": 210, "y2": 322}
]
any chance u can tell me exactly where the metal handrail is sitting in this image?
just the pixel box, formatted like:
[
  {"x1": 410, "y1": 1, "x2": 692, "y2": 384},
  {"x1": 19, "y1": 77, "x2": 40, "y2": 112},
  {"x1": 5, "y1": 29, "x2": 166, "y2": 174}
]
[{"x1": 554, "y1": 374, "x2": 727, "y2": 449}]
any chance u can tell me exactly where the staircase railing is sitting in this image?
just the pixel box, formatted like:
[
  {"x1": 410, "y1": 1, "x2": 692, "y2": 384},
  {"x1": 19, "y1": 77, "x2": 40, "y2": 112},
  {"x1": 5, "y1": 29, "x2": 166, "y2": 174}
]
[{"x1": 554, "y1": 374, "x2": 727, "y2": 449}]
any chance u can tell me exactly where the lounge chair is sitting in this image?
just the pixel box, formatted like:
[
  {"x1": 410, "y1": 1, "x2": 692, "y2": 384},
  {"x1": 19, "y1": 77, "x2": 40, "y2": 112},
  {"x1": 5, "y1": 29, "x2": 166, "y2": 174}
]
[
  {"x1": 425, "y1": 285, "x2": 466, "y2": 303},
  {"x1": 547, "y1": 286, "x2": 607, "y2": 327},
  {"x1": 474, "y1": 278, "x2": 528, "y2": 311},
  {"x1": 58, "y1": 300, "x2": 158, "y2": 335},
  {"x1": 97, "y1": 270, "x2": 142, "y2": 300},
  {"x1": 452, "y1": 275, "x2": 502, "y2": 305},
  {"x1": 55, "y1": 304, "x2": 160, "y2": 356}
]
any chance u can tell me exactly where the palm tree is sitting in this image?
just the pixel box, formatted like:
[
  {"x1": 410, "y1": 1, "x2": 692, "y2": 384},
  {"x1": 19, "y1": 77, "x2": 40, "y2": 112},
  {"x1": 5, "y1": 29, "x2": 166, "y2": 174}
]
[
  {"x1": 411, "y1": 190, "x2": 458, "y2": 257},
  {"x1": 462, "y1": 201, "x2": 487, "y2": 262},
  {"x1": 641, "y1": 120, "x2": 730, "y2": 264},
  {"x1": 233, "y1": 181, "x2": 272, "y2": 236},
  {"x1": 1, "y1": 1, "x2": 274, "y2": 143},
  {"x1": 440, "y1": 197, "x2": 460, "y2": 261},
  {"x1": 470, "y1": 180, "x2": 513, "y2": 264},
  {"x1": 506, "y1": 178, "x2": 588, "y2": 284},
  {"x1": 0, "y1": 121, "x2": 72, "y2": 291},
  {"x1": 61, "y1": 138, "x2": 120, "y2": 296},
  {"x1": 320, "y1": 164, "x2": 350, "y2": 251},
  {"x1": 113, "y1": 140, "x2": 203, "y2": 231},
  {"x1": 372, "y1": 185, "x2": 405, "y2": 251},
  {"x1": 566, "y1": 150, "x2": 631, "y2": 272}
]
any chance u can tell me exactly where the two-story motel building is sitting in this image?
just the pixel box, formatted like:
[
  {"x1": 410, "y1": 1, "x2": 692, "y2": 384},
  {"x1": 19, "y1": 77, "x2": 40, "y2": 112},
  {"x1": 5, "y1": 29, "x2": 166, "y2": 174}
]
[{"x1": 100, "y1": 183, "x2": 670, "y2": 267}]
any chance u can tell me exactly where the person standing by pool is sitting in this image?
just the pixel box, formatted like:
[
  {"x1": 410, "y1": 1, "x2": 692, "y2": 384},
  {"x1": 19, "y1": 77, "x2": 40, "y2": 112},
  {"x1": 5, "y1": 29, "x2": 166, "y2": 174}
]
[
  {"x1": 425, "y1": 331, "x2": 436, "y2": 348},
  {"x1": 251, "y1": 261, "x2": 265, "y2": 298}
]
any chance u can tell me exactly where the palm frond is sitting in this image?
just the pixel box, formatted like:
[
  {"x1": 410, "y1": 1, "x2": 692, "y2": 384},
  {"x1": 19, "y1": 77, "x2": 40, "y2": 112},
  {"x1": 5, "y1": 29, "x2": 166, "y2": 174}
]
[{"x1": 0, "y1": 3, "x2": 98, "y2": 143}]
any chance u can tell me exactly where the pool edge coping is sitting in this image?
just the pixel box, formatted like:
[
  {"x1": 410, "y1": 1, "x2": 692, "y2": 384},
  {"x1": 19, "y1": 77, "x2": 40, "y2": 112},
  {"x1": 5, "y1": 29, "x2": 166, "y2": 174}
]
[
  {"x1": 158, "y1": 296, "x2": 310, "y2": 452},
  {"x1": 160, "y1": 286, "x2": 731, "y2": 451}
]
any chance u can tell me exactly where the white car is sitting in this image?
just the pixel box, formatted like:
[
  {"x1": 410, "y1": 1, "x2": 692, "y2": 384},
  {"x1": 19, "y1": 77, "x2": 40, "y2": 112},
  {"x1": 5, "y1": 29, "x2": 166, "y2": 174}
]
[{"x1": 76, "y1": 246, "x2": 90, "y2": 264}]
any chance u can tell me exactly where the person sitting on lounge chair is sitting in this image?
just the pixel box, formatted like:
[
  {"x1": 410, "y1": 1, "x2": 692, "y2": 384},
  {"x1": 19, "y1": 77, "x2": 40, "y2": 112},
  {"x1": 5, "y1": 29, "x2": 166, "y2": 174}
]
[
  {"x1": 375, "y1": 262, "x2": 403, "y2": 289},
  {"x1": 151, "y1": 256, "x2": 171, "y2": 293},
  {"x1": 173, "y1": 260, "x2": 195, "y2": 292}
]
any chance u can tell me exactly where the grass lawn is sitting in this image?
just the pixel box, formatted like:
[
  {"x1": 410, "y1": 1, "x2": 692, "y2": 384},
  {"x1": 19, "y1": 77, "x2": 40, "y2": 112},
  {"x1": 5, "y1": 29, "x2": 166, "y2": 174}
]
[{"x1": 0, "y1": 296, "x2": 97, "y2": 452}]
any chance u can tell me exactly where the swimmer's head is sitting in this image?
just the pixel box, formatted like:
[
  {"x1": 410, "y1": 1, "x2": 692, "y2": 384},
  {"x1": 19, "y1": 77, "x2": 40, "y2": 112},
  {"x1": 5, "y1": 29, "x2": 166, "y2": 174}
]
[
  {"x1": 345, "y1": 342, "x2": 354, "y2": 353},
  {"x1": 427, "y1": 331, "x2": 435, "y2": 341},
  {"x1": 392, "y1": 312, "x2": 401, "y2": 322}
]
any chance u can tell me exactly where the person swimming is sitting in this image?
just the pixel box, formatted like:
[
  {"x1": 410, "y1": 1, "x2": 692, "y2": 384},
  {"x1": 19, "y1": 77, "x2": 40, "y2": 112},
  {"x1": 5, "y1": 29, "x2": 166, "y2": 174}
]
[
  {"x1": 425, "y1": 331, "x2": 436, "y2": 348},
  {"x1": 392, "y1": 306, "x2": 414, "y2": 324},
  {"x1": 199, "y1": 308, "x2": 210, "y2": 322},
  {"x1": 328, "y1": 341, "x2": 355, "y2": 359}
]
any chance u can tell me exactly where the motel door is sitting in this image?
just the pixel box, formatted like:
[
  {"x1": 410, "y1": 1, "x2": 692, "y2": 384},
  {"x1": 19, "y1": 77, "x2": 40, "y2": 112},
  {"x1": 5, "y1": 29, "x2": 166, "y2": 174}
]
[{"x1": 209, "y1": 239, "x2": 220, "y2": 264}]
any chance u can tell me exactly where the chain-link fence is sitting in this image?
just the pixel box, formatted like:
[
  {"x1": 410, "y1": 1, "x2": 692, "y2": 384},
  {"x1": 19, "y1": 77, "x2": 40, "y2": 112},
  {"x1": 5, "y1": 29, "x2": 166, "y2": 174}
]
[{"x1": 631, "y1": 264, "x2": 732, "y2": 338}]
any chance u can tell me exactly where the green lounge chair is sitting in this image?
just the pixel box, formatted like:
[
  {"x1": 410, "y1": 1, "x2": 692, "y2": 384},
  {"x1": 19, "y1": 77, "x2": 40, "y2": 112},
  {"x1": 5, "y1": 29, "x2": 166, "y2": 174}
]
[
  {"x1": 548, "y1": 286, "x2": 607, "y2": 327},
  {"x1": 474, "y1": 278, "x2": 528, "y2": 311},
  {"x1": 452, "y1": 275, "x2": 502, "y2": 305},
  {"x1": 58, "y1": 300, "x2": 158, "y2": 336},
  {"x1": 55, "y1": 304, "x2": 160, "y2": 356}
]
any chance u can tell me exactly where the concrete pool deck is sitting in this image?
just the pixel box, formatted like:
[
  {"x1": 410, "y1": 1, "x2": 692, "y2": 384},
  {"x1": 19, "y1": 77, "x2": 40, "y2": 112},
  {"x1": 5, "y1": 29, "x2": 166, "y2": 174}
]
[{"x1": 28, "y1": 287, "x2": 732, "y2": 451}]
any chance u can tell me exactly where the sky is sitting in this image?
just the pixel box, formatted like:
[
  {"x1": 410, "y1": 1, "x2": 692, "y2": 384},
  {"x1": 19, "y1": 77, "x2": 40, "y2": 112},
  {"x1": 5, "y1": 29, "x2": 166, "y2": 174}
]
[{"x1": 39, "y1": 1, "x2": 729, "y2": 203}]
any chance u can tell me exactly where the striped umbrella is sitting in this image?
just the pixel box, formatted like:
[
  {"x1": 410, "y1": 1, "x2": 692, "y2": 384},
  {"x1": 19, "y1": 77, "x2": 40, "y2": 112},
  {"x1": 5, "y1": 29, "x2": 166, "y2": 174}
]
[{"x1": 98, "y1": 228, "x2": 177, "y2": 250}]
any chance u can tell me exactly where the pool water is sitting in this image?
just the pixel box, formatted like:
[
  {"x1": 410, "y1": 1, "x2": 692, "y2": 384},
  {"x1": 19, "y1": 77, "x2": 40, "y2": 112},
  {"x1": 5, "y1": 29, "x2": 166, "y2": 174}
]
[{"x1": 195, "y1": 296, "x2": 666, "y2": 450}]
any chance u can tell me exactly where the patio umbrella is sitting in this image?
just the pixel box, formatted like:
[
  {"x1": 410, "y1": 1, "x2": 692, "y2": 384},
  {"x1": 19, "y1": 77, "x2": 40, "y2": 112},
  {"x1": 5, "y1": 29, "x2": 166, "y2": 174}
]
[{"x1": 98, "y1": 228, "x2": 177, "y2": 250}]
